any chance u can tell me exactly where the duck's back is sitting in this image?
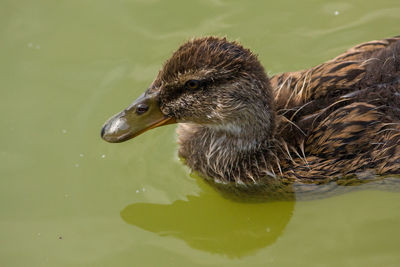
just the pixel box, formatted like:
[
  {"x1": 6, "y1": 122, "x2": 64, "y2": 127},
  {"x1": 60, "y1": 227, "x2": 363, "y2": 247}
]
[
  {"x1": 270, "y1": 36, "x2": 400, "y2": 180},
  {"x1": 271, "y1": 36, "x2": 400, "y2": 111}
]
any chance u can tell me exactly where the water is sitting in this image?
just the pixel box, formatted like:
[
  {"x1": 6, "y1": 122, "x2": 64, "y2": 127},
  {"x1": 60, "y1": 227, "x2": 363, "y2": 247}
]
[{"x1": 1, "y1": 0, "x2": 400, "y2": 266}]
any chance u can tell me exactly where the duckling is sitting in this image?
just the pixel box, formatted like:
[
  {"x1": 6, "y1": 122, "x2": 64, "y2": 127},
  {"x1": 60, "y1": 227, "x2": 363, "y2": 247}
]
[{"x1": 101, "y1": 36, "x2": 400, "y2": 198}]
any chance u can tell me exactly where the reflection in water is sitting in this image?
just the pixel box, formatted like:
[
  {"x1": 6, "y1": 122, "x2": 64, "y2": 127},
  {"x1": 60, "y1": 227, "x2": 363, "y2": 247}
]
[
  {"x1": 121, "y1": 175, "x2": 400, "y2": 257},
  {"x1": 121, "y1": 179, "x2": 294, "y2": 257}
]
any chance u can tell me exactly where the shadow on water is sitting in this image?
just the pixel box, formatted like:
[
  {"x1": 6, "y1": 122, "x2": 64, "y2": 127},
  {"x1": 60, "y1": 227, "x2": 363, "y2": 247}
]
[
  {"x1": 120, "y1": 174, "x2": 400, "y2": 257},
  {"x1": 120, "y1": 178, "x2": 295, "y2": 258}
]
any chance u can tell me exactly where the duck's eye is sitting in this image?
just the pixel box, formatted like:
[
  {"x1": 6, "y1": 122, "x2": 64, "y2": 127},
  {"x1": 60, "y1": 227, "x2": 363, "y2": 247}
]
[{"x1": 185, "y1": 80, "x2": 200, "y2": 89}]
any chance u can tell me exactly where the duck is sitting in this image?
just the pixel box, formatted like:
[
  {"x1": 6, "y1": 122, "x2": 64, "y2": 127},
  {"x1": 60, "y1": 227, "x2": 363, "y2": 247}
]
[{"x1": 101, "y1": 36, "x2": 400, "y2": 200}]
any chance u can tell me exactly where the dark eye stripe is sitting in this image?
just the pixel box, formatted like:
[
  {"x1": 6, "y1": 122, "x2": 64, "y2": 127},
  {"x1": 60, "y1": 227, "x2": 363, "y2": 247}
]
[{"x1": 161, "y1": 77, "x2": 226, "y2": 104}]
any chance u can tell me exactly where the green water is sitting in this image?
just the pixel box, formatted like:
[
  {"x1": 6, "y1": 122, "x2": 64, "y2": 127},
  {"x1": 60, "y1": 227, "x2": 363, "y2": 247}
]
[{"x1": 1, "y1": 0, "x2": 400, "y2": 266}]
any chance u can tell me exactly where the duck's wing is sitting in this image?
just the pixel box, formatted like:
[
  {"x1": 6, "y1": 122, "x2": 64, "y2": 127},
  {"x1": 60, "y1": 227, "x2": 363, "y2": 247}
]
[
  {"x1": 271, "y1": 36, "x2": 400, "y2": 111},
  {"x1": 278, "y1": 101, "x2": 400, "y2": 182},
  {"x1": 272, "y1": 36, "x2": 400, "y2": 174}
]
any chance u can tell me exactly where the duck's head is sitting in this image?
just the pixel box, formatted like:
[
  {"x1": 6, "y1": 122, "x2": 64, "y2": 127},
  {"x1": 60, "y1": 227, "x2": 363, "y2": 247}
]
[{"x1": 101, "y1": 37, "x2": 275, "y2": 143}]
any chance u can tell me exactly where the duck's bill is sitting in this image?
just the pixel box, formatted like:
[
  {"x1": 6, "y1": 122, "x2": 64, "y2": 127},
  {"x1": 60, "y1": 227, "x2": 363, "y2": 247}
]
[{"x1": 101, "y1": 92, "x2": 176, "y2": 143}]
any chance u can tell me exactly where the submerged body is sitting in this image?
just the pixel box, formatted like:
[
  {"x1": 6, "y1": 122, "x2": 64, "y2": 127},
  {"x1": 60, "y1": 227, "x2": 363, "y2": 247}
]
[{"x1": 102, "y1": 36, "x2": 400, "y2": 199}]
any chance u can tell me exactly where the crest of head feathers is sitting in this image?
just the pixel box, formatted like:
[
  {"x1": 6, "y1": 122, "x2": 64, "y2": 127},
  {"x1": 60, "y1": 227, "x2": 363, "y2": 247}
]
[{"x1": 154, "y1": 37, "x2": 267, "y2": 86}]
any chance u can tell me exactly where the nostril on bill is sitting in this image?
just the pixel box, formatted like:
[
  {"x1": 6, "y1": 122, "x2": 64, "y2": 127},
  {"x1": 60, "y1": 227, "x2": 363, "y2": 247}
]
[{"x1": 136, "y1": 103, "x2": 149, "y2": 115}]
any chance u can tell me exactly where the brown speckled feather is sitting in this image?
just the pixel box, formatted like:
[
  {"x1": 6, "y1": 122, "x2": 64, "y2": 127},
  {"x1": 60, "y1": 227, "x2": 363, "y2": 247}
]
[
  {"x1": 272, "y1": 36, "x2": 400, "y2": 107},
  {"x1": 271, "y1": 36, "x2": 400, "y2": 182}
]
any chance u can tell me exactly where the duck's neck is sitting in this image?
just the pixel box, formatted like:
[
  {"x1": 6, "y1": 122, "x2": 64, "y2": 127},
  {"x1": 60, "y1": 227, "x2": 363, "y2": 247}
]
[{"x1": 177, "y1": 122, "x2": 279, "y2": 184}]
